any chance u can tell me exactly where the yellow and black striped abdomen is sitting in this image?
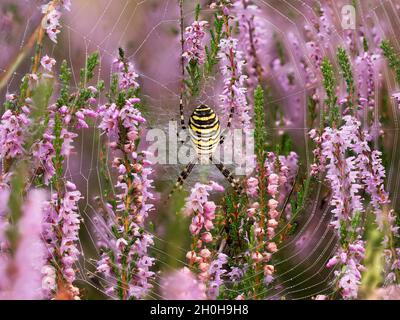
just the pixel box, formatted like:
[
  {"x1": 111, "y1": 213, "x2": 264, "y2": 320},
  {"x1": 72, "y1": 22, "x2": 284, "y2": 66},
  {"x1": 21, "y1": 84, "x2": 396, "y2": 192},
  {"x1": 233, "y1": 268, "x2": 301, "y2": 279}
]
[{"x1": 189, "y1": 105, "x2": 220, "y2": 157}]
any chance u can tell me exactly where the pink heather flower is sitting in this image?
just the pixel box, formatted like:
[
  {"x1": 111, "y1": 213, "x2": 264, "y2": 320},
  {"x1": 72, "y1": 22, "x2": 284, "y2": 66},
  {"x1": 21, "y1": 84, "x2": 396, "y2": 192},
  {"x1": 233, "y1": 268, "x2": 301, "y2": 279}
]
[
  {"x1": 228, "y1": 267, "x2": 243, "y2": 282},
  {"x1": 40, "y1": 55, "x2": 56, "y2": 72},
  {"x1": 251, "y1": 251, "x2": 263, "y2": 263},
  {"x1": 319, "y1": 116, "x2": 364, "y2": 228},
  {"x1": 186, "y1": 251, "x2": 197, "y2": 263},
  {"x1": 5, "y1": 93, "x2": 17, "y2": 102},
  {"x1": 201, "y1": 232, "x2": 213, "y2": 243},
  {"x1": 41, "y1": 265, "x2": 57, "y2": 293},
  {"x1": 268, "y1": 173, "x2": 279, "y2": 185},
  {"x1": 339, "y1": 270, "x2": 360, "y2": 299},
  {"x1": 60, "y1": 128, "x2": 78, "y2": 156},
  {"x1": 0, "y1": 187, "x2": 10, "y2": 251},
  {"x1": 278, "y1": 152, "x2": 299, "y2": 215},
  {"x1": 96, "y1": 228, "x2": 155, "y2": 299},
  {"x1": 246, "y1": 177, "x2": 258, "y2": 197},
  {"x1": 43, "y1": 181, "x2": 82, "y2": 294},
  {"x1": 0, "y1": 106, "x2": 31, "y2": 160},
  {"x1": 267, "y1": 184, "x2": 278, "y2": 196},
  {"x1": 355, "y1": 53, "x2": 380, "y2": 122},
  {"x1": 41, "y1": 5, "x2": 62, "y2": 43},
  {"x1": 74, "y1": 108, "x2": 98, "y2": 129},
  {"x1": 309, "y1": 129, "x2": 326, "y2": 176},
  {"x1": 266, "y1": 242, "x2": 278, "y2": 253},
  {"x1": 361, "y1": 149, "x2": 389, "y2": 229},
  {"x1": 185, "y1": 182, "x2": 227, "y2": 292},
  {"x1": 98, "y1": 103, "x2": 120, "y2": 137},
  {"x1": 113, "y1": 58, "x2": 139, "y2": 90},
  {"x1": 314, "y1": 115, "x2": 389, "y2": 232},
  {"x1": 161, "y1": 267, "x2": 207, "y2": 300},
  {"x1": 392, "y1": 92, "x2": 400, "y2": 108},
  {"x1": 200, "y1": 248, "x2": 211, "y2": 259},
  {"x1": 247, "y1": 207, "x2": 256, "y2": 218},
  {"x1": 10, "y1": 190, "x2": 46, "y2": 299},
  {"x1": 254, "y1": 227, "x2": 264, "y2": 237},
  {"x1": 287, "y1": 31, "x2": 318, "y2": 88},
  {"x1": 25, "y1": 73, "x2": 39, "y2": 85},
  {"x1": 267, "y1": 219, "x2": 278, "y2": 228},
  {"x1": 119, "y1": 99, "x2": 146, "y2": 132},
  {"x1": 183, "y1": 20, "x2": 208, "y2": 64},
  {"x1": 0, "y1": 185, "x2": 10, "y2": 290},
  {"x1": 268, "y1": 199, "x2": 278, "y2": 210},
  {"x1": 184, "y1": 182, "x2": 218, "y2": 215},
  {"x1": 263, "y1": 264, "x2": 274, "y2": 276},
  {"x1": 32, "y1": 132, "x2": 56, "y2": 185},
  {"x1": 31, "y1": 103, "x2": 84, "y2": 186},
  {"x1": 204, "y1": 201, "x2": 216, "y2": 218},
  {"x1": 184, "y1": 181, "x2": 223, "y2": 256},
  {"x1": 326, "y1": 256, "x2": 339, "y2": 268},
  {"x1": 207, "y1": 253, "x2": 228, "y2": 299},
  {"x1": 327, "y1": 240, "x2": 366, "y2": 299},
  {"x1": 233, "y1": 0, "x2": 268, "y2": 84},
  {"x1": 94, "y1": 58, "x2": 155, "y2": 299},
  {"x1": 0, "y1": 190, "x2": 46, "y2": 299},
  {"x1": 268, "y1": 209, "x2": 279, "y2": 219},
  {"x1": 218, "y1": 37, "x2": 251, "y2": 132},
  {"x1": 209, "y1": 181, "x2": 225, "y2": 192}
]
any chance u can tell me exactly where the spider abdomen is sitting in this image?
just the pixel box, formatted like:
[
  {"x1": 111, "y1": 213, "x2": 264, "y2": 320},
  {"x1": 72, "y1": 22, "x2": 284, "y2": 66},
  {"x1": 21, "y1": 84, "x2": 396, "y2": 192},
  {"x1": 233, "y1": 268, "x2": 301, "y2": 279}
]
[{"x1": 189, "y1": 105, "x2": 220, "y2": 158}]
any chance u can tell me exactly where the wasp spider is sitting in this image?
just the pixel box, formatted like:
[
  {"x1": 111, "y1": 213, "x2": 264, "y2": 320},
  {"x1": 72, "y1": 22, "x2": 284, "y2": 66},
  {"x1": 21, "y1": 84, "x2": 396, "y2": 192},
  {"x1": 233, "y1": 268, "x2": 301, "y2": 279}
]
[{"x1": 168, "y1": 101, "x2": 243, "y2": 198}]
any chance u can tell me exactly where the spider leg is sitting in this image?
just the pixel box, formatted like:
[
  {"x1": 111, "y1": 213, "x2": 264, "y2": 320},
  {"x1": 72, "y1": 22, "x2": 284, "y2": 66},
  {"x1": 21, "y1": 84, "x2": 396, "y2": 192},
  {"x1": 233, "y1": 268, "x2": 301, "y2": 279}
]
[
  {"x1": 176, "y1": 97, "x2": 188, "y2": 145},
  {"x1": 179, "y1": 97, "x2": 186, "y2": 131},
  {"x1": 227, "y1": 103, "x2": 235, "y2": 130},
  {"x1": 178, "y1": 0, "x2": 186, "y2": 133},
  {"x1": 219, "y1": 101, "x2": 236, "y2": 145},
  {"x1": 211, "y1": 156, "x2": 244, "y2": 195},
  {"x1": 168, "y1": 160, "x2": 196, "y2": 199},
  {"x1": 219, "y1": 128, "x2": 228, "y2": 146},
  {"x1": 176, "y1": 94, "x2": 187, "y2": 144}
]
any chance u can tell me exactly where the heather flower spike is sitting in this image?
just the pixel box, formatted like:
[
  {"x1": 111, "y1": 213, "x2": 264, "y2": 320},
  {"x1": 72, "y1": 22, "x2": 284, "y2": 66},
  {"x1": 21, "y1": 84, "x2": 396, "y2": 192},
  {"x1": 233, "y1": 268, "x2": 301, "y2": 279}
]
[{"x1": 94, "y1": 49, "x2": 155, "y2": 300}]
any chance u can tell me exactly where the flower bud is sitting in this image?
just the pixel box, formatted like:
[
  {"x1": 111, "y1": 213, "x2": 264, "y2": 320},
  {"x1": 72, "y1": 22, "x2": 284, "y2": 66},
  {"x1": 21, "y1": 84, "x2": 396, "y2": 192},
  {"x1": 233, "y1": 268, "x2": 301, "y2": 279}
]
[
  {"x1": 199, "y1": 262, "x2": 209, "y2": 272},
  {"x1": 251, "y1": 252, "x2": 263, "y2": 263},
  {"x1": 204, "y1": 219, "x2": 214, "y2": 231},
  {"x1": 247, "y1": 207, "x2": 256, "y2": 218},
  {"x1": 267, "y1": 242, "x2": 278, "y2": 253},
  {"x1": 267, "y1": 219, "x2": 278, "y2": 228},
  {"x1": 255, "y1": 227, "x2": 264, "y2": 237},
  {"x1": 268, "y1": 199, "x2": 279, "y2": 210},
  {"x1": 186, "y1": 251, "x2": 197, "y2": 262},
  {"x1": 264, "y1": 265, "x2": 274, "y2": 276},
  {"x1": 262, "y1": 252, "x2": 272, "y2": 262},
  {"x1": 267, "y1": 227, "x2": 275, "y2": 238},
  {"x1": 200, "y1": 248, "x2": 211, "y2": 258},
  {"x1": 268, "y1": 209, "x2": 279, "y2": 219},
  {"x1": 268, "y1": 173, "x2": 279, "y2": 185},
  {"x1": 201, "y1": 232, "x2": 213, "y2": 243}
]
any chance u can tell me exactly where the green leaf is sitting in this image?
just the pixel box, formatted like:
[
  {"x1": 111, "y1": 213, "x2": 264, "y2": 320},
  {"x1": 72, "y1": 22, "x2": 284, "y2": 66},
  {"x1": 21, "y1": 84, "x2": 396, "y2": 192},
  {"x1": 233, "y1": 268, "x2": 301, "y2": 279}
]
[
  {"x1": 254, "y1": 85, "x2": 266, "y2": 163},
  {"x1": 381, "y1": 40, "x2": 400, "y2": 84},
  {"x1": 321, "y1": 57, "x2": 339, "y2": 126}
]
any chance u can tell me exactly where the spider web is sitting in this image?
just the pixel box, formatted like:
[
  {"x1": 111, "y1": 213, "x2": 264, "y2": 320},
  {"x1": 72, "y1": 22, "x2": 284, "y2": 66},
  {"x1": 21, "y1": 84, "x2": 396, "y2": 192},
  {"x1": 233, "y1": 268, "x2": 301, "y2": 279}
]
[{"x1": 1, "y1": 0, "x2": 400, "y2": 300}]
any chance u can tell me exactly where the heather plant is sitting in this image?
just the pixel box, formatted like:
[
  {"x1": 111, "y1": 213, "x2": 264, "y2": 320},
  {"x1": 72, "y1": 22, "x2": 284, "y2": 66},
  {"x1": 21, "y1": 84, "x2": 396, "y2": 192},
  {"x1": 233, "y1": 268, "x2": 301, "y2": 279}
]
[
  {"x1": 0, "y1": 0, "x2": 399, "y2": 301},
  {"x1": 94, "y1": 49, "x2": 155, "y2": 300}
]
